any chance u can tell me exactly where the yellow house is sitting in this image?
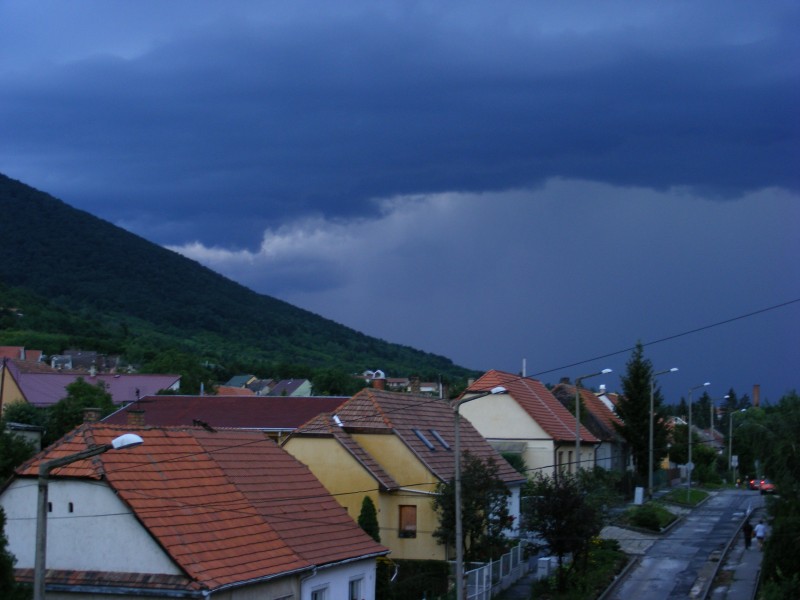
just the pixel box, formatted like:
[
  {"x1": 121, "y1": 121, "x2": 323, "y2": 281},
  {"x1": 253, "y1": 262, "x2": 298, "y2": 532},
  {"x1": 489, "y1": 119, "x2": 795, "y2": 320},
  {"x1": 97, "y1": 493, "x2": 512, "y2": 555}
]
[
  {"x1": 283, "y1": 386, "x2": 525, "y2": 561},
  {"x1": 462, "y1": 370, "x2": 600, "y2": 476}
]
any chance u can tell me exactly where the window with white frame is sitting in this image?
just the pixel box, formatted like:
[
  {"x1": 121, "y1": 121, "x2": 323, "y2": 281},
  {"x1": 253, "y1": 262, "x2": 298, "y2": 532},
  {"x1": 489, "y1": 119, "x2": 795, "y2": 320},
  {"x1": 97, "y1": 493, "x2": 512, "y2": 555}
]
[
  {"x1": 349, "y1": 577, "x2": 363, "y2": 600},
  {"x1": 311, "y1": 587, "x2": 327, "y2": 600}
]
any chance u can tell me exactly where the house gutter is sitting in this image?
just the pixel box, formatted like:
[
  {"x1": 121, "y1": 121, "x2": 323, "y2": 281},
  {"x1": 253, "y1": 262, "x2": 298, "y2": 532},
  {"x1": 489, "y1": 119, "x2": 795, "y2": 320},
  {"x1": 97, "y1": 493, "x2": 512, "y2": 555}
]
[
  {"x1": 203, "y1": 552, "x2": 389, "y2": 597},
  {"x1": 398, "y1": 487, "x2": 440, "y2": 496},
  {"x1": 46, "y1": 584, "x2": 204, "y2": 598}
]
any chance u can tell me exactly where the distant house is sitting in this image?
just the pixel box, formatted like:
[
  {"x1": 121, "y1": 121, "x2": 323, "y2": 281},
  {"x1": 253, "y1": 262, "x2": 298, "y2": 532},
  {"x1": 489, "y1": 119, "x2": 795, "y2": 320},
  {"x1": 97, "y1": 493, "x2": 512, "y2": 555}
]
[
  {"x1": 0, "y1": 423, "x2": 388, "y2": 599},
  {"x1": 462, "y1": 370, "x2": 601, "y2": 476},
  {"x1": 283, "y1": 386, "x2": 525, "y2": 561},
  {"x1": 0, "y1": 357, "x2": 180, "y2": 411},
  {"x1": 223, "y1": 375, "x2": 312, "y2": 397},
  {"x1": 103, "y1": 394, "x2": 349, "y2": 441},
  {"x1": 269, "y1": 379, "x2": 313, "y2": 397},
  {"x1": 551, "y1": 381, "x2": 627, "y2": 472}
]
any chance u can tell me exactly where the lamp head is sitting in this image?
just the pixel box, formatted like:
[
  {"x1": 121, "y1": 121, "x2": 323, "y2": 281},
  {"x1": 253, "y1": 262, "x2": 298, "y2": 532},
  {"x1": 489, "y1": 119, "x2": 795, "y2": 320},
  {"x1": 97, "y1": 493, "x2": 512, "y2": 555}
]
[
  {"x1": 111, "y1": 433, "x2": 144, "y2": 450},
  {"x1": 490, "y1": 386, "x2": 507, "y2": 395},
  {"x1": 601, "y1": 368, "x2": 612, "y2": 375}
]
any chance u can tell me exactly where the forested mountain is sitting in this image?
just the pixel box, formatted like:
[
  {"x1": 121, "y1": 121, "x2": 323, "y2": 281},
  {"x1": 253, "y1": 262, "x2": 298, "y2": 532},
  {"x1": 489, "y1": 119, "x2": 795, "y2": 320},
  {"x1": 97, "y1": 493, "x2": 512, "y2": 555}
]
[{"x1": 0, "y1": 173, "x2": 472, "y2": 383}]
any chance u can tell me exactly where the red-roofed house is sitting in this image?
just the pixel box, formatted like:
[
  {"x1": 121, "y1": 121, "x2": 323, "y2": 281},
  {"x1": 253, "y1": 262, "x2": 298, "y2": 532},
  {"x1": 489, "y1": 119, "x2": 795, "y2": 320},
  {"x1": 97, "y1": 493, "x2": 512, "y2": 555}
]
[
  {"x1": 551, "y1": 381, "x2": 627, "y2": 472},
  {"x1": 0, "y1": 358, "x2": 180, "y2": 412},
  {"x1": 283, "y1": 387, "x2": 526, "y2": 561},
  {"x1": 463, "y1": 370, "x2": 601, "y2": 476},
  {"x1": 0, "y1": 423, "x2": 388, "y2": 599}
]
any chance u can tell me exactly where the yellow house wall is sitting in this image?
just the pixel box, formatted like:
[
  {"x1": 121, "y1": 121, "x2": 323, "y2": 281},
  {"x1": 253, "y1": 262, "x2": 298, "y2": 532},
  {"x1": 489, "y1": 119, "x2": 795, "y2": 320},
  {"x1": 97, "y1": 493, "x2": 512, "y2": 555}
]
[
  {"x1": 285, "y1": 434, "x2": 449, "y2": 561},
  {"x1": 0, "y1": 367, "x2": 25, "y2": 414},
  {"x1": 461, "y1": 395, "x2": 560, "y2": 476},
  {"x1": 283, "y1": 437, "x2": 378, "y2": 522},
  {"x1": 351, "y1": 433, "x2": 445, "y2": 561}
]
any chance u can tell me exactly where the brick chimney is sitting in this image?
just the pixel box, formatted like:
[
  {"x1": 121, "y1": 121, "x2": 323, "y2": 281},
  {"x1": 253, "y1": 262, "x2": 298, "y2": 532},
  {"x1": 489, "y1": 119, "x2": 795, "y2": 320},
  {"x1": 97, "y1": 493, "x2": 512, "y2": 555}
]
[
  {"x1": 82, "y1": 407, "x2": 102, "y2": 423},
  {"x1": 409, "y1": 376, "x2": 421, "y2": 394},
  {"x1": 752, "y1": 384, "x2": 760, "y2": 408},
  {"x1": 127, "y1": 409, "x2": 145, "y2": 427},
  {"x1": 371, "y1": 369, "x2": 386, "y2": 390}
]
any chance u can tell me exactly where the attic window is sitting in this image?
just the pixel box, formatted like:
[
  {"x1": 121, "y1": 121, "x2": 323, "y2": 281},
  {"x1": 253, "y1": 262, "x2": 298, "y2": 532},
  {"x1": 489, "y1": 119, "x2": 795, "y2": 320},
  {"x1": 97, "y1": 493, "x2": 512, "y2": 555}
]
[
  {"x1": 429, "y1": 429, "x2": 451, "y2": 450},
  {"x1": 412, "y1": 428, "x2": 435, "y2": 450}
]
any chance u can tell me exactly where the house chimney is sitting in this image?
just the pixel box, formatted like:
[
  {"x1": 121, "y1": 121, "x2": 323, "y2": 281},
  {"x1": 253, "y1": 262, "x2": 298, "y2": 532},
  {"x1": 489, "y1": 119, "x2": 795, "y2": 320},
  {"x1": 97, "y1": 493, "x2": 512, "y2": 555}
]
[
  {"x1": 410, "y1": 377, "x2": 421, "y2": 394},
  {"x1": 371, "y1": 369, "x2": 386, "y2": 390},
  {"x1": 83, "y1": 407, "x2": 102, "y2": 423},
  {"x1": 127, "y1": 409, "x2": 145, "y2": 427},
  {"x1": 752, "y1": 384, "x2": 760, "y2": 408}
]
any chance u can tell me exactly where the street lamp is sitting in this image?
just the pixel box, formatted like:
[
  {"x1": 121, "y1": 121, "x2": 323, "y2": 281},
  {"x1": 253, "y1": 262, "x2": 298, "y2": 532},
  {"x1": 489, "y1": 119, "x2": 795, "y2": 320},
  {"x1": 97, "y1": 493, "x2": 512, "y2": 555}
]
[
  {"x1": 687, "y1": 382, "x2": 710, "y2": 502},
  {"x1": 648, "y1": 367, "x2": 678, "y2": 498},
  {"x1": 34, "y1": 433, "x2": 144, "y2": 600},
  {"x1": 574, "y1": 369, "x2": 612, "y2": 473},
  {"x1": 454, "y1": 386, "x2": 507, "y2": 600}
]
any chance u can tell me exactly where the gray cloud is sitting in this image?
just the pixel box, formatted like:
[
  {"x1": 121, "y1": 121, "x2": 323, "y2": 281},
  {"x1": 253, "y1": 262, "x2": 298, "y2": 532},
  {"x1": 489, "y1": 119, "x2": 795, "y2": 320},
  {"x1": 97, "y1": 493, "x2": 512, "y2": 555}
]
[{"x1": 1, "y1": 1, "x2": 797, "y2": 248}]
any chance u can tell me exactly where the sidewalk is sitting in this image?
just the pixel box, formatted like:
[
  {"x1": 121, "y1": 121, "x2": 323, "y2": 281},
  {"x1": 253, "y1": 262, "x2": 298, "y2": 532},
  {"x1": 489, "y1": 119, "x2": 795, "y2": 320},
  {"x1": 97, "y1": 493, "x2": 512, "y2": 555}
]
[{"x1": 709, "y1": 508, "x2": 765, "y2": 600}]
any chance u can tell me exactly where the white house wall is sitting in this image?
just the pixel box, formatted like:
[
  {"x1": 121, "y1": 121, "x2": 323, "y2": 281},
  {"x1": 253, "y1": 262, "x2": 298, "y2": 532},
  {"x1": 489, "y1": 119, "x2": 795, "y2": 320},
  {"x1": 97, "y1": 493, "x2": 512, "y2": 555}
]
[
  {"x1": 301, "y1": 558, "x2": 377, "y2": 600},
  {"x1": 0, "y1": 479, "x2": 181, "y2": 575}
]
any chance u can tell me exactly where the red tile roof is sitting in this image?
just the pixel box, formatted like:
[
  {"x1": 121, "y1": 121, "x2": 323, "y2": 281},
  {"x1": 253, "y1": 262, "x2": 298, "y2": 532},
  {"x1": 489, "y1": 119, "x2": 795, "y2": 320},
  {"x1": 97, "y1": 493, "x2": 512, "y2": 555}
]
[
  {"x1": 103, "y1": 395, "x2": 349, "y2": 430},
  {"x1": 14, "y1": 424, "x2": 388, "y2": 592},
  {"x1": 468, "y1": 370, "x2": 600, "y2": 443},
  {"x1": 551, "y1": 382, "x2": 624, "y2": 442},
  {"x1": 294, "y1": 388, "x2": 524, "y2": 486}
]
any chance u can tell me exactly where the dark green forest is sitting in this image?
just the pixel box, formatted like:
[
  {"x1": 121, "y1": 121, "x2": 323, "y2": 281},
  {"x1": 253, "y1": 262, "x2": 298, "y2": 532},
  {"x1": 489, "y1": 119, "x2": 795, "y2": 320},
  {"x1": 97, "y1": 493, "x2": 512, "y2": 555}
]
[{"x1": 0, "y1": 173, "x2": 474, "y2": 386}]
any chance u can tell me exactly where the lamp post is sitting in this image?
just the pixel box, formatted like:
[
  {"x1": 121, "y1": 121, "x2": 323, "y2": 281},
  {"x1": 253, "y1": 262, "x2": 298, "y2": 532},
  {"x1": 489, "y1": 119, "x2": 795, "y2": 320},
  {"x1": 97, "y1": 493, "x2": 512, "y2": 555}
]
[
  {"x1": 687, "y1": 382, "x2": 710, "y2": 502},
  {"x1": 454, "y1": 386, "x2": 507, "y2": 600},
  {"x1": 648, "y1": 367, "x2": 678, "y2": 498},
  {"x1": 34, "y1": 433, "x2": 144, "y2": 600},
  {"x1": 574, "y1": 369, "x2": 612, "y2": 473}
]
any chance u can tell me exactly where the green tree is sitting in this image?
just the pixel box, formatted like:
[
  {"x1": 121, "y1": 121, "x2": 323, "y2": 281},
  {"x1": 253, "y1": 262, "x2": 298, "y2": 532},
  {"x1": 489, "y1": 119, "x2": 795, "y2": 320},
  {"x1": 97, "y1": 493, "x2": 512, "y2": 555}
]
[
  {"x1": 0, "y1": 427, "x2": 35, "y2": 484},
  {"x1": 357, "y1": 496, "x2": 381, "y2": 543},
  {"x1": 523, "y1": 472, "x2": 604, "y2": 592},
  {"x1": 613, "y1": 343, "x2": 669, "y2": 485},
  {"x1": 432, "y1": 452, "x2": 512, "y2": 562},
  {"x1": 311, "y1": 368, "x2": 364, "y2": 396},
  {"x1": 45, "y1": 378, "x2": 117, "y2": 445},
  {"x1": 0, "y1": 507, "x2": 27, "y2": 599},
  {"x1": 140, "y1": 350, "x2": 215, "y2": 395}
]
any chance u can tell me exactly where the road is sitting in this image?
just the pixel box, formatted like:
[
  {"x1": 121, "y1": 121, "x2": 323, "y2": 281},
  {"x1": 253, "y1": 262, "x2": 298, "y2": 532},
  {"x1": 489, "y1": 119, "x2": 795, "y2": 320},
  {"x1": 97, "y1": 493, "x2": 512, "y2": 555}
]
[{"x1": 603, "y1": 488, "x2": 763, "y2": 600}]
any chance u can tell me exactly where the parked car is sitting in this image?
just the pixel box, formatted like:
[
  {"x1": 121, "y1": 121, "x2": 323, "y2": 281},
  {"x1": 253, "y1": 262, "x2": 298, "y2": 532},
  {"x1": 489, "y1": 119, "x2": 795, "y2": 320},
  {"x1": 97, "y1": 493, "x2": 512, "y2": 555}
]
[
  {"x1": 759, "y1": 479, "x2": 776, "y2": 494},
  {"x1": 748, "y1": 478, "x2": 760, "y2": 490}
]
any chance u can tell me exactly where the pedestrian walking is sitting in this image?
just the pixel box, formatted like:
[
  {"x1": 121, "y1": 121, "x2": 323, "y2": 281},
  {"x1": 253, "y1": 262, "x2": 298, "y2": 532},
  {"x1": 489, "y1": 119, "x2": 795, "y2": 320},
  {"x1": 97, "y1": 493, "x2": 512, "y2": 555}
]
[
  {"x1": 742, "y1": 520, "x2": 753, "y2": 549},
  {"x1": 754, "y1": 519, "x2": 767, "y2": 550}
]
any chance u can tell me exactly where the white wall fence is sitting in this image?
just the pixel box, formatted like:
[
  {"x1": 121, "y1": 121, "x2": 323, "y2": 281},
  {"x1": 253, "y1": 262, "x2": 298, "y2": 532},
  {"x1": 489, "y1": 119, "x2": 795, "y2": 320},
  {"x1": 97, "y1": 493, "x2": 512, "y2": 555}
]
[{"x1": 462, "y1": 543, "x2": 530, "y2": 600}]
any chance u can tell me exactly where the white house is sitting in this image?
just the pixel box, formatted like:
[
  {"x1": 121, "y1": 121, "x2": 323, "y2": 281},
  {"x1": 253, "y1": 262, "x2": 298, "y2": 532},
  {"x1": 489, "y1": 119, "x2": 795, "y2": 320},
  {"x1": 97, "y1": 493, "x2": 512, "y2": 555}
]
[{"x1": 0, "y1": 423, "x2": 388, "y2": 599}]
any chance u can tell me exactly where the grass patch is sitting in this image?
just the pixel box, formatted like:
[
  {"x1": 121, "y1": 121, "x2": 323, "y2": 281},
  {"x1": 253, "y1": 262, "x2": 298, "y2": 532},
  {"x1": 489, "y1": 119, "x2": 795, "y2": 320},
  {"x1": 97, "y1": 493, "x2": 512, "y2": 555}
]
[
  {"x1": 616, "y1": 502, "x2": 677, "y2": 532},
  {"x1": 661, "y1": 488, "x2": 708, "y2": 506},
  {"x1": 525, "y1": 539, "x2": 628, "y2": 600}
]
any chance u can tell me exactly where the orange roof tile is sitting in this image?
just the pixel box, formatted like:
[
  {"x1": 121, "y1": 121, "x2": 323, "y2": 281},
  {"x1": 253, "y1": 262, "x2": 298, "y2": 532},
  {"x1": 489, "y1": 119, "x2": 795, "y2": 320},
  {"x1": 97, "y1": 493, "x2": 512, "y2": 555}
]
[
  {"x1": 468, "y1": 370, "x2": 600, "y2": 444},
  {"x1": 15, "y1": 424, "x2": 388, "y2": 591},
  {"x1": 551, "y1": 383, "x2": 624, "y2": 442}
]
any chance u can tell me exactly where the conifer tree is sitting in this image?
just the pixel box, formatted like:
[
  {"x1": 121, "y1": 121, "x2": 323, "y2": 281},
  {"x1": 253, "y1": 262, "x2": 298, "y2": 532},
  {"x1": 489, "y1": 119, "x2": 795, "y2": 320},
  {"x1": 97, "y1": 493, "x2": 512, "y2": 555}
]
[
  {"x1": 357, "y1": 496, "x2": 381, "y2": 543},
  {"x1": 613, "y1": 342, "x2": 669, "y2": 484}
]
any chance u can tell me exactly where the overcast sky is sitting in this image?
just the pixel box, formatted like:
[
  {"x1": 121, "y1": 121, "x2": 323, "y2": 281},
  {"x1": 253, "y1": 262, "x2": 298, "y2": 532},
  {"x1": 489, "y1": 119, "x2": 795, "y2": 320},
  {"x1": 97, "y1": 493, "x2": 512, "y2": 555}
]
[{"x1": 1, "y1": 1, "x2": 798, "y2": 404}]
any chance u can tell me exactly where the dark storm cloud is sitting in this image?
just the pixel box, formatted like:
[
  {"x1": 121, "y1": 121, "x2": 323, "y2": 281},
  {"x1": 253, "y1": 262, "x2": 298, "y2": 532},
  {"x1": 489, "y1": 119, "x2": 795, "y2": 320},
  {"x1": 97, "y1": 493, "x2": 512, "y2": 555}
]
[{"x1": 1, "y1": 2, "x2": 798, "y2": 246}]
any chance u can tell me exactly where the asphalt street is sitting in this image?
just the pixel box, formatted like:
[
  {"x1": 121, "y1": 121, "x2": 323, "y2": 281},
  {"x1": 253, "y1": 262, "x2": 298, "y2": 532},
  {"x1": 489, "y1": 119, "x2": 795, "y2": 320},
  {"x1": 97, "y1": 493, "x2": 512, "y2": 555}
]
[{"x1": 602, "y1": 488, "x2": 764, "y2": 600}]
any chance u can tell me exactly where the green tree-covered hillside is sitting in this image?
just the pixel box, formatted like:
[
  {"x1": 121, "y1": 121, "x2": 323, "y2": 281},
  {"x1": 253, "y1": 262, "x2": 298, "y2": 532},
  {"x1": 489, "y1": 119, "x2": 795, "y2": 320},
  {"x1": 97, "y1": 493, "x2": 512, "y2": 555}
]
[{"x1": 0, "y1": 173, "x2": 473, "y2": 381}]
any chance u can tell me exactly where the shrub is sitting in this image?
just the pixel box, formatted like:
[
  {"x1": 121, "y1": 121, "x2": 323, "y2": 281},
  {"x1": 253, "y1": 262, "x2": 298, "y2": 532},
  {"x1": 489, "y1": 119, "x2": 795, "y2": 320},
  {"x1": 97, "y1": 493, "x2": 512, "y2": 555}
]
[{"x1": 630, "y1": 505, "x2": 662, "y2": 531}]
